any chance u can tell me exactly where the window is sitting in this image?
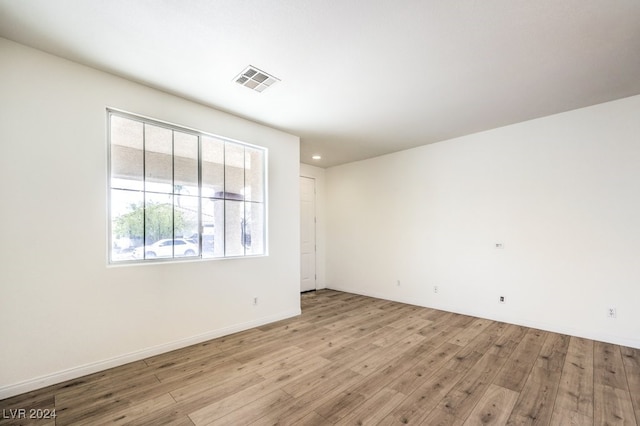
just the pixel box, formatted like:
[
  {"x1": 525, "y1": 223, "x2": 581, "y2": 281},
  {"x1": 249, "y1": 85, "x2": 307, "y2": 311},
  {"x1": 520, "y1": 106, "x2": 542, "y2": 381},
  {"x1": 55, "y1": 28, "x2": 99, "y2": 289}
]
[{"x1": 108, "y1": 110, "x2": 266, "y2": 262}]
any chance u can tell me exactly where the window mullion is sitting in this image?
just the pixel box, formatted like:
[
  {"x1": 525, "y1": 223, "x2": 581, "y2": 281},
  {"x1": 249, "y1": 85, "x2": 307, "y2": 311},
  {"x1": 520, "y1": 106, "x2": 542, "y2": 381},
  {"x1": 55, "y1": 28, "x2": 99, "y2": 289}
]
[
  {"x1": 142, "y1": 123, "x2": 147, "y2": 259},
  {"x1": 171, "y1": 130, "x2": 175, "y2": 259},
  {"x1": 243, "y1": 147, "x2": 247, "y2": 256},
  {"x1": 223, "y1": 142, "x2": 226, "y2": 257},
  {"x1": 197, "y1": 135, "x2": 203, "y2": 258}
]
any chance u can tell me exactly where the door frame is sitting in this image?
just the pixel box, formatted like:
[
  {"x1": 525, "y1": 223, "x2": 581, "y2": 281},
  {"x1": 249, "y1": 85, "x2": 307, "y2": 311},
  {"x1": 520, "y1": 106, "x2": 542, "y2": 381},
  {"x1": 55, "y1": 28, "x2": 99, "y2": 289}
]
[{"x1": 300, "y1": 176, "x2": 317, "y2": 292}]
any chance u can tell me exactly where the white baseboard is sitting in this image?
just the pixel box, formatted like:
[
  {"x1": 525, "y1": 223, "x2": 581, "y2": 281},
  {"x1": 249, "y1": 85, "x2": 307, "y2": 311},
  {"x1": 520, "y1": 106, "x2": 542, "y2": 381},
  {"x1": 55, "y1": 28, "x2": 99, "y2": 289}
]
[
  {"x1": 0, "y1": 309, "x2": 300, "y2": 400},
  {"x1": 327, "y1": 285, "x2": 640, "y2": 350}
]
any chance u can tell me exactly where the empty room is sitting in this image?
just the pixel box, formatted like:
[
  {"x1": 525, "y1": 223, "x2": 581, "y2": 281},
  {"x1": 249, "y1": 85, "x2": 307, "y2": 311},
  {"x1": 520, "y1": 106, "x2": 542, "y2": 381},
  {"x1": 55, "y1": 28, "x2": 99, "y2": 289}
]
[{"x1": 1, "y1": 1, "x2": 639, "y2": 425}]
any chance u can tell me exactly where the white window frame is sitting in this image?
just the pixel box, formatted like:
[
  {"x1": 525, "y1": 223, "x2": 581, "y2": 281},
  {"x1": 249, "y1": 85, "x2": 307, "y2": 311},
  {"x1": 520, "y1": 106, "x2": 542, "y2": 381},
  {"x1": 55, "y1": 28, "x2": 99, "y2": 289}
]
[{"x1": 107, "y1": 108, "x2": 267, "y2": 263}]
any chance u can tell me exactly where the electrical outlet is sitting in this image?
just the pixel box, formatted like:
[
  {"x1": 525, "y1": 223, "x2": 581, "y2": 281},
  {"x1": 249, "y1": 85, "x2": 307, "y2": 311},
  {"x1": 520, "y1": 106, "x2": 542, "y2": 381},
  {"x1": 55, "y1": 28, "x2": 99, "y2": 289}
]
[
  {"x1": 607, "y1": 307, "x2": 617, "y2": 318},
  {"x1": 253, "y1": 297, "x2": 259, "y2": 306},
  {"x1": 495, "y1": 243, "x2": 504, "y2": 249},
  {"x1": 499, "y1": 296, "x2": 505, "y2": 304},
  {"x1": 397, "y1": 280, "x2": 401, "y2": 287},
  {"x1": 433, "y1": 285, "x2": 438, "y2": 294}
]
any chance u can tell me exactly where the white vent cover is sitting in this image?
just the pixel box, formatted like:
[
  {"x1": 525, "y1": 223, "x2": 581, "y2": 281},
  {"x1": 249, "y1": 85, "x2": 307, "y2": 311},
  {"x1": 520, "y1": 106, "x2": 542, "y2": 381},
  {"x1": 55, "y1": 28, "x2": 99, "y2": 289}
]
[{"x1": 234, "y1": 66, "x2": 280, "y2": 92}]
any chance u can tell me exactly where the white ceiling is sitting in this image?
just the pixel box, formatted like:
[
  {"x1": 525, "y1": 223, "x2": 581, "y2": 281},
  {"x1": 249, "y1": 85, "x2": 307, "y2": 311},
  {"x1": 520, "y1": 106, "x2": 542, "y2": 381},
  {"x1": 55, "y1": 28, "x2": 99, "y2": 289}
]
[{"x1": 1, "y1": 0, "x2": 639, "y2": 167}]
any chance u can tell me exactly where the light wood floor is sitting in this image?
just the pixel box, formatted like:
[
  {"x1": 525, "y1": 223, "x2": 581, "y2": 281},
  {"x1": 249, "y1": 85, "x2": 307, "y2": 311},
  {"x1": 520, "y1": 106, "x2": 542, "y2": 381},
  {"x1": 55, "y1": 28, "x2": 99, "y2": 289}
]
[{"x1": 1, "y1": 290, "x2": 639, "y2": 425}]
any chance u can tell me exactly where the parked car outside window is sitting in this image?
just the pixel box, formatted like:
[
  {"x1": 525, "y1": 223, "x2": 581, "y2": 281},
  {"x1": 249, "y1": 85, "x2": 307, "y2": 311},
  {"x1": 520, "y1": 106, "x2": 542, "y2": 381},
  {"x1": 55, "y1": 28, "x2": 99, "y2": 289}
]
[{"x1": 132, "y1": 238, "x2": 198, "y2": 259}]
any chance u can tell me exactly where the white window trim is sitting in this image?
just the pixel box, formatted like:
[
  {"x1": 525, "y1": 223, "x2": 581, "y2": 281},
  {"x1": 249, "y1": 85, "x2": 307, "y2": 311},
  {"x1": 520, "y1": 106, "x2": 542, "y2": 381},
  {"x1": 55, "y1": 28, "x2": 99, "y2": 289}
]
[{"x1": 107, "y1": 108, "x2": 268, "y2": 264}]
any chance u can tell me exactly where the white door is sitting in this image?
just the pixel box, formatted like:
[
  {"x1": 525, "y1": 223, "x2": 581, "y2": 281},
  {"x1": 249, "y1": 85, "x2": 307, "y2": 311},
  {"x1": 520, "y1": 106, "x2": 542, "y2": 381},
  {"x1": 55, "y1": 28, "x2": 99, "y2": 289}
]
[{"x1": 300, "y1": 176, "x2": 316, "y2": 292}]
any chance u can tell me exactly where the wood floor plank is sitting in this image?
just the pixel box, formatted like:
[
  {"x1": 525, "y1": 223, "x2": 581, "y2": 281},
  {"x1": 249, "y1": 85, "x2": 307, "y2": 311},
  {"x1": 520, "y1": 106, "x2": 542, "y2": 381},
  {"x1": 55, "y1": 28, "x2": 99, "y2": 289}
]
[
  {"x1": 536, "y1": 332, "x2": 570, "y2": 373},
  {"x1": 334, "y1": 388, "x2": 406, "y2": 426},
  {"x1": 292, "y1": 411, "x2": 332, "y2": 426},
  {"x1": 349, "y1": 333, "x2": 427, "y2": 376},
  {"x1": 549, "y1": 409, "x2": 593, "y2": 426},
  {"x1": 254, "y1": 354, "x2": 331, "y2": 380},
  {"x1": 258, "y1": 369, "x2": 364, "y2": 426},
  {"x1": 124, "y1": 375, "x2": 263, "y2": 426},
  {"x1": 322, "y1": 308, "x2": 384, "y2": 332},
  {"x1": 187, "y1": 374, "x2": 301, "y2": 424},
  {"x1": 388, "y1": 342, "x2": 461, "y2": 395},
  {"x1": 493, "y1": 328, "x2": 548, "y2": 392},
  {"x1": 314, "y1": 390, "x2": 367, "y2": 424},
  {"x1": 229, "y1": 329, "x2": 313, "y2": 364},
  {"x1": 341, "y1": 340, "x2": 436, "y2": 401},
  {"x1": 229, "y1": 345, "x2": 306, "y2": 377},
  {"x1": 279, "y1": 347, "x2": 373, "y2": 399},
  {"x1": 503, "y1": 333, "x2": 568, "y2": 425},
  {"x1": 436, "y1": 352, "x2": 508, "y2": 421},
  {"x1": 371, "y1": 324, "x2": 428, "y2": 348},
  {"x1": 120, "y1": 405, "x2": 196, "y2": 426},
  {"x1": 505, "y1": 366, "x2": 562, "y2": 425},
  {"x1": 153, "y1": 355, "x2": 241, "y2": 383},
  {"x1": 485, "y1": 323, "x2": 528, "y2": 359},
  {"x1": 386, "y1": 312, "x2": 434, "y2": 331},
  {"x1": 448, "y1": 318, "x2": 493, "y2": 347},
  {"x1": 552, "y1": 336, "x2": 594, "y2": 420},
  {"x1": 379, "y1": 367, "x2": 464, "y2": 425},
  {"x1": 1, "y1": 290, "x2": 639, "y2": 426},
  {"x1": 0, "y1": 393, "x2": 54, "y2": 415},
  {"x1": 215, "y1": 326, "x2": 266, "y2": 347},
  {"x1": 443, "y1": 348, "x2": 485, "y2": 374},
  {"x1": 312, "y1": 330, "x2": 431, "y2": 420},
  {"x1": 419, "y1": 407, "x2": 462, "y2": 426},
  {"x1": 293, "y1": 329, "x2": 358, "y2": 354},
  {"x1": 144, "y1": 341, "x2": 222, "y2": 367},
  {"x1": 204, "y1": 390, "x2": 292, "y2": 426},
  {"x1": 54, "y1": 370, "x2": 159, "y2": 404},
  {"x1": 54, "y1": 374, "x2": 164, "y2": 425},
  {"x1": 291, "y1": 326, "x2": 341, "y2": 351},
  {"x1": 170, "y1": 371, "x2": 264, "y2": 404},
  {"x1": 415, "y1": 313, "x2": 460, "y2": 341},
  {"x1": 343, "y1": 344, "x2": 428, "y2": 399},
  {"x1": 462, "y1": 384, "x2": 519, "y2": 425},
  {"x1": 593, "y1": 341, "x2": 638, "y2": 425},
  {"x1": 621, "y1": 346, "x2": 640, "y2": 424},
  {"x1": 594, "y1": 383, "x2": 637, "y2": 425},
  {"x1": 190, "y1": 340, "x2": 325, "y2": 423},
  {"x1": 89, "y1": 393, "x2": 176, "y2": 425},
  {"x1": 594, "y1": 341, "x2": 630, "y2": 391},
  {"x1": 0, "y1": 417, "x2": 55, "y2": 426}
]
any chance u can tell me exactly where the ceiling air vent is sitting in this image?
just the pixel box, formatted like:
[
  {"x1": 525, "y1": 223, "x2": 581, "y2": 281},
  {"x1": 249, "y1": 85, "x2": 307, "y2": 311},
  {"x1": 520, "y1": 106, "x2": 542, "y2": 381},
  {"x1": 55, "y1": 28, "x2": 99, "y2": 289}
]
[{"x1": 234, "y1": 66, "x2": 280, "y2": 92}]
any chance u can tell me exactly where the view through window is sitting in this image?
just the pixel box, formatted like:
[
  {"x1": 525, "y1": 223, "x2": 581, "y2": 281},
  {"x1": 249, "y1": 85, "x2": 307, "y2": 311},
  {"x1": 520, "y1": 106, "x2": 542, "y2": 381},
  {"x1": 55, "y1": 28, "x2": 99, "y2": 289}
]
[{"x1": 109, "y1": 110, "x2": 266, "y2": 262}]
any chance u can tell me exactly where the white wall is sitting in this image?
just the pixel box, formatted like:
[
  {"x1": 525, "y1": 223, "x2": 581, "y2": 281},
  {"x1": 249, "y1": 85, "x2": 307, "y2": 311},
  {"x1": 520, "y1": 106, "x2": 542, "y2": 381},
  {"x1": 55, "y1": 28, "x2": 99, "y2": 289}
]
[
  {"x1": 0, "y1": 38, "x2": 300, "y2": 398},
  {"x1": 326, "y1": 95, "x2": 640, "y2": 349},
  {"x1": 300, "y1": 164, "x2": 326, "y2": 289}
]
